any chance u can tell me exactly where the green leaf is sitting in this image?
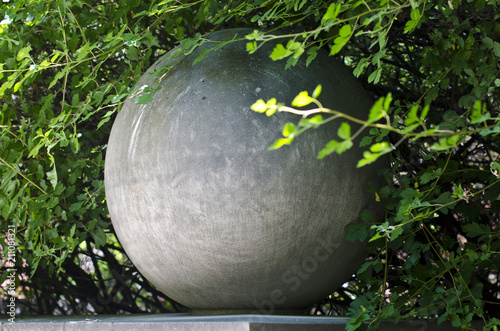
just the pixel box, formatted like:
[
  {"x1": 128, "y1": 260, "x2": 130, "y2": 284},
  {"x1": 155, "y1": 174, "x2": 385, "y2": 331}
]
[
  {"x1": 268, "y1": 137, "x2": 293, "y2": 150},
  {"x1": 336, "y1": 140, "x2": 353, "y2": 154},
  {"x1": 135, "y1": 93, "x2": 154, "y2": 104},
  {"x1": 75, "y1": 42, "x2": 90, "y2": 61},
  {"x1": 264, "y1": 98, "x2": 279, "y2": 116},
  {"x1": 291, "y1": 91, "x2": 313, "y2": 107},
  {"x1": 357, "y1": 149, "x2": 386, "y2": 168},
  {"x1": 266, "y1": 108, "x2": 276, "y2": 117},
  {"x1": 97, "y1": 117, "x2": 111, "y2": 129},
  {"x1": 46, "y1": 165, "x2": 58, "y2": 190},
  {"x1": 70, "y1": 137, "x2": 80, "y2": 154},
  {"x1": 462, "y1": 223, "x2": 490, "y2": 238},
  {"x1": 329, "y1": 38, "x2": 347, "y2": 56},
  {"x1": 425, "y1": 85, "x2": 439, "y2": 104},
  {"x1": 318, "y1": 140, "x2": 339, "y2": 159},
  {"x1": 246, "y1": 41, "x2": 257, "y2": 53},
  {"x1": 346, "y1": 309, "x2": 371, "y2": 331},
  {"x1": 111, "y1": 94, "x2": 127, "y2": 103},
  {"x1": 318, "y1": 139, "x2": 353, "y2": 159},
  {"x1": 370, "y1": 142, "x2": 390, "y2": 153},
  {"x1": 180, "y1": 33, "x2": 202, "y2": 55},
  {"x1": 470, "y1": 100, "x2": 490, "y2": 124},
  {"x1": 368, "y1": 97, "x2": 386, "y2": 123},
  {"x1": 270, "y1": 43, "x2": 293, "y2": 61},
  {"x1": 405, "y1": 105, "x2": 420, "y2": 125},
  {"x1": 251, "y1": 99, "x2": 267, "y2": 113},
  {"x1": 369, "y1": 231, "x2": 385, "y2": 242},
  {"x1": 389, "y1": 226, "x2": 404, "y2": 241},
  {"x1": 450, "y1": 313, "x2": 462, "y2": 328},
  {"x1": 266, "y1": 98, "x2": 277, "y2": 106},
  {"x1": 13, "y1": 81, "x2": 21, "y2": 93},
  {"x1": 339, "y1": 24, "x2": 352, "y2": 38},
  {"x1": 91, "y1": 226, "x2": 107, "y2": 249},
  {"x1": 309, "y1": 114, "x2": 323, "y2": 124},
  {"x1": 345, "y1": 223, "x2": 369, "y2": 242},
  {"x1": 483, "y1": 36, "x2": 500, "y2": 57},
  {"x1": 266, "y1": 107, "x2": 276, "y2": 116},
  {"x1": 312, "y1": 84, "x2": 322, "y2": 98},
  {"x1": 193, "y1": 48, "x2": 211, "y2": 65},
  {"x1": 404, "y1": 8, "x2": 421, "y2": 33},
  {"x1": 284, "y1": 56, "x2": 298, "y2": 70},
  {"x1": 16, "y1": 46, "x2": 32, "y2": 61},
  {"x1": 330, "y1": 24, "x2": 352, "y2": 56},
  {"x1": 368, "y1": 68, "x2": 382, "y2": 84},
  {"x1": 338, "y1": 122, "x2": 351, "y2": 140},
  {"x1": 245, "y1": 30, "x2": 264, "y2": 41},
  {"x1": 322, "y1": 3, "x2": 341, "y2": 23},
  {"x1": 441, "y1": 111, "x2": 465, "y2": 130},
  {"x1": 282, "y1": 123, "x2": 296, "y2": 137},
  {"x1": 420, "y1": 104, "x2": 430, "y2": 120},
  {"x1": 353, "y1": 58, "x2": 369, "y2": 77},
  {"x1": 286, "y1": 40, "x2": 302, "y2": 51},
  {"x1": 70, "y1": 224, "x2": 76, "y2": 237},
  {"x1": 357, "y1": 142, "x2": 391, "y2": 167},
  {"x1": 420, "y1": 168, "x2": 442, "y2": 184},
  {"x1": 359, "y1": 135, "x2": 373, "y2": 147},
  {"x1": 383, "y1": 92, "x2": 393, "y2": 110},
  {"x1": 300, "y1": 114, "x2": 323, "y2": 128},
  {"x1": 48, "y1": 71, "x2": 66, "y2": 90},
  {"x1": 430, "y1": 134, "x2": 462, "y2": 151},
  {"x1": 123, "y1": 33, "x2": 141, "y2": 47}
]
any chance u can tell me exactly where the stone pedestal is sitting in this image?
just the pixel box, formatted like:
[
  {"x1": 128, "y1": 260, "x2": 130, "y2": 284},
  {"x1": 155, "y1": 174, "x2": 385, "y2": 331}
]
[{"x1": 0, "y1": 314, "x2": 486, "y2": 331}]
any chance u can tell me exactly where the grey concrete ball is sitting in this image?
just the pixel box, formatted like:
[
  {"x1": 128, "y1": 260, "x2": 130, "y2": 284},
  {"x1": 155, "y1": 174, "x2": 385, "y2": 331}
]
[{"x1": 104, "y1": 28, "x2": 386, "y2": 312}]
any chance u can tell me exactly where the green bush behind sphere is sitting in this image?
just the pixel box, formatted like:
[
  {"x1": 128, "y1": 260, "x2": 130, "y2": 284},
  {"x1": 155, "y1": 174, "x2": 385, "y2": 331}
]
[{"x1": 0, "y1": 0, "x2": 498, "y2": 328}]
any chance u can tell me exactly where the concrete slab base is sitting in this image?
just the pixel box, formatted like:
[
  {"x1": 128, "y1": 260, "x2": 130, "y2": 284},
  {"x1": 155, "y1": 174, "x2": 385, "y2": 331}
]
[{"x1": 0, "y1": 313, "x2": 486, "y2": 330}]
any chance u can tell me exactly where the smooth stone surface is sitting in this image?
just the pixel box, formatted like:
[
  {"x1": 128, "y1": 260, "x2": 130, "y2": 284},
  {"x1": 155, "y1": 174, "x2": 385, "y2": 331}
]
[
  {"x1": 0, "y1": 314, "x2": 488, "y2": 331},
  {"x1": 105, "y1": 28, "x2": 386, "y2": 310}
]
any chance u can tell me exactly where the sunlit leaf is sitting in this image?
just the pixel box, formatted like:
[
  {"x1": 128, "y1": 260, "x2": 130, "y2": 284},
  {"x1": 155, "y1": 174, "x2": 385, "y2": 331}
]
[
  {"x1": 135, "y1": 93, "x2": 154, "y2": 104},
  {"x1": 338, "y1": 122, "x2": 351, "y2": 140},
  {"x1": 251, "y1": 99, "x2": 268, "y2": 112},
  {"x1": 312, "y1": 84, "x2": 322, "y2": 98},
  {"x1": 270, "y1": 43, "x2": 293, "y2": 61},
  {"x1": 46, "y1": 165, "x2": 58, "y2": 190},
  {"x1": 292, "y1": 91, "x2": 313, "y2": 107},
  {"x1": 282, "y1": 122, "x2": 296, "y2": 137}
]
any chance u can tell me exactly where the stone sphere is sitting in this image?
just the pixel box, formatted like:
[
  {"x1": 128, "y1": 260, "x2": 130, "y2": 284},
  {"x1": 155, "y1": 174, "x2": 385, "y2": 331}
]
[{"x1": 105, "y1": 28, "x2": 385, "y2": 312}]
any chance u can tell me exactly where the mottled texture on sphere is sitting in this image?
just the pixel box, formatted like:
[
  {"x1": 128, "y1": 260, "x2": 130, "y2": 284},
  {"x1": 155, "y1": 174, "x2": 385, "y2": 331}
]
[{"x1": 105, "y1": 28, "x2": 386, "y2": 311}]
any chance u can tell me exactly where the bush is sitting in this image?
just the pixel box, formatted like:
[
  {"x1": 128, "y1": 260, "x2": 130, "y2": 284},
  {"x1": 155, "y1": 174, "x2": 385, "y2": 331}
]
[{"x1": 1, "y1": 0, "x2": 499, "y2": 329}]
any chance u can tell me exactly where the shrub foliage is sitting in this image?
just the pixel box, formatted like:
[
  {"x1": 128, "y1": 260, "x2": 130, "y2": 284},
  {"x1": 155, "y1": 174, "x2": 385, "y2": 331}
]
[{"x1": 1, "y1": 0, "x2": 499, "y2": 329}]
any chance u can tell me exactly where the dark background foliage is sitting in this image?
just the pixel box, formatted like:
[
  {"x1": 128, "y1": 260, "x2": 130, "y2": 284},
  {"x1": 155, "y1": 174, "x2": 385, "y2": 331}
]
[{"x1": 1, "y1": 0, "x2": 499, "y2": 329}]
